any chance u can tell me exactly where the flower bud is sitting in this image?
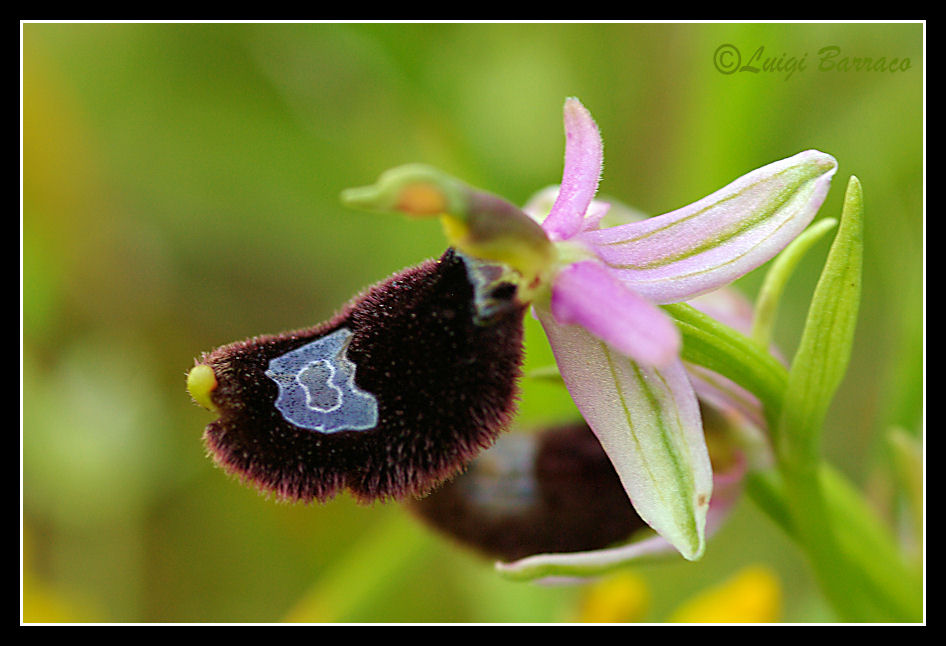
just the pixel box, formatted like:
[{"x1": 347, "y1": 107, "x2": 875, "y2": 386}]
[
  {"x1": 407, "y1": 422, "x2": 647, "y2": 561},
  {"x1": 188, "y1": 249, "x2": 526, "y2": 503}
]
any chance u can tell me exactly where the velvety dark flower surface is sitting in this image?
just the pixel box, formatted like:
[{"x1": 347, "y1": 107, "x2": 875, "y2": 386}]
[
  {"x1": 191, "y1": 249, "x2": 526, "y2": 503},
  {"x1": 407, "y1": 422, "x2": 647, "y2": 562}
]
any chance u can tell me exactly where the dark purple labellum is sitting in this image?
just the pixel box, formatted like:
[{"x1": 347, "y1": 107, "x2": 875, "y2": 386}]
[
  {"x1": 192, "y1": 249, "x2": 526, "y2": 503},
  {"x1": 407, "y1": 422, "x2": 647, "y2": 562}
]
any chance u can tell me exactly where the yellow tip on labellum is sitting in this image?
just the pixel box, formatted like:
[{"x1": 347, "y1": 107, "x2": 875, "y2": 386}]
[
  {"x1": 397, "y1": 182, "x2": 449, "y2": 217},
  {"x1": 187, "y1": 364, "x2": 218, "y2": 413}
]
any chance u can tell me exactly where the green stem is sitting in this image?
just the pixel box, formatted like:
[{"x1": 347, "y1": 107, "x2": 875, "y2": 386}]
[
  {"x1": 745, "y1": 466, "x2": 922, "y2": 622},
  {"x1": 663, "y1": 302, "x2": 787, "y2": 429}
]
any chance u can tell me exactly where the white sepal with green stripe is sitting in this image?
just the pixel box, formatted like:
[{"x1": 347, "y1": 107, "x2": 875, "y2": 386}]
[{"x1": 536, "y1": 305, "x2": 713, "y2": 561}]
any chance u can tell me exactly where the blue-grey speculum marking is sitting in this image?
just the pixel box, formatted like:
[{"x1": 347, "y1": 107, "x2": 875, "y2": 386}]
[{"x1": 265, "y1": 327, "x2": 378, "y2": 433}]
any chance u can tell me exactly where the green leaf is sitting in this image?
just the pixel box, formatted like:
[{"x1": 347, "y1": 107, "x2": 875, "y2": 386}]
[
  {"x1": 777, "y1": 176, "x2": 863, "y2": 465},
  {"x1": 775, "y1": 175, "x2": 864, "y2": 618}
]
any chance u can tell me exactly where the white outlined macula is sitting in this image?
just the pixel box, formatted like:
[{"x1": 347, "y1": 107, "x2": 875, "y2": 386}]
[{"x1": 265, "y1": 328, "x2": 379, "y2": 433}]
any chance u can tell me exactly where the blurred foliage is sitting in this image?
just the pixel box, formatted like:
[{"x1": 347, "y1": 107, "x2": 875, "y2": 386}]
[{"x1": 22, "y1": 22, "x2": 923, "y2": 623}]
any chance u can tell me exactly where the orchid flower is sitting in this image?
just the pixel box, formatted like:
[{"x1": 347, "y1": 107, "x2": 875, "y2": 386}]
[
  {"x1": 408, "y1": 271, "x2": 763, "y2": 582},
  {"x1": 342, "y1": 98, "x2": 837, "y2": 561}
]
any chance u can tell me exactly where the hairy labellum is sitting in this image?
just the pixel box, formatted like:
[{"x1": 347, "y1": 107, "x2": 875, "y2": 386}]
[
  {"x1": 407, "y1": 422, "x2": 648, "y2": 561},
  {"x1": 189, "y1": 249, "x2": 526, "y2": 503}
]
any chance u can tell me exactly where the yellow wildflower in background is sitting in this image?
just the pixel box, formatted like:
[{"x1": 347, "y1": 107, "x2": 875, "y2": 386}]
[
  {"x1": 576, "y1": 571, "x2": 651, "y2": 623},
  {"x1": 668, "y1": 565, "x2": 781, "y2": 623}
]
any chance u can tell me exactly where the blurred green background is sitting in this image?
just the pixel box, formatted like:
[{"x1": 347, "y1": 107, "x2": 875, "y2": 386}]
[{"x1": 23, "y1": 22, "x2": 923, "y2": 623}]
